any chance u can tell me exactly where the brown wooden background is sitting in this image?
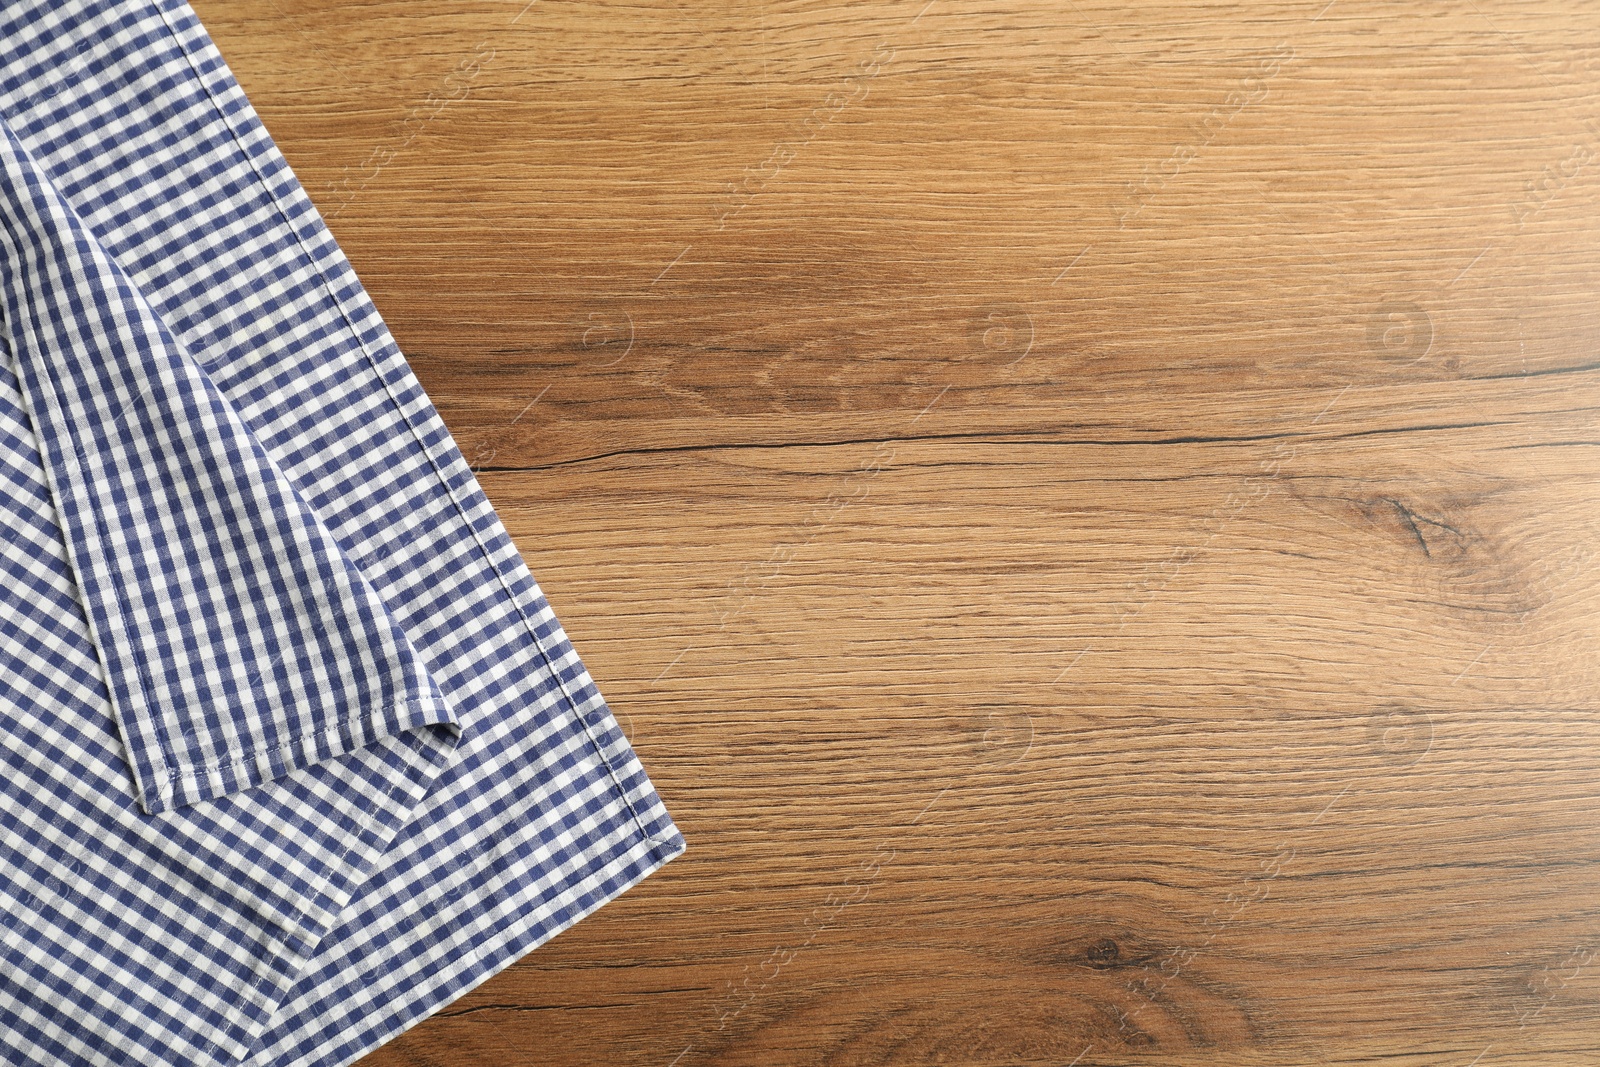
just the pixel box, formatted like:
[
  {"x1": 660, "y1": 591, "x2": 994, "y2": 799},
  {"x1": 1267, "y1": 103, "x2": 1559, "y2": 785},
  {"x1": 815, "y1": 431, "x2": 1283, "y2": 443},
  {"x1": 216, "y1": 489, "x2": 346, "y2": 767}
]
[{"x1": 192, "y1": 2, "x2": 1600, "y2": 1064}]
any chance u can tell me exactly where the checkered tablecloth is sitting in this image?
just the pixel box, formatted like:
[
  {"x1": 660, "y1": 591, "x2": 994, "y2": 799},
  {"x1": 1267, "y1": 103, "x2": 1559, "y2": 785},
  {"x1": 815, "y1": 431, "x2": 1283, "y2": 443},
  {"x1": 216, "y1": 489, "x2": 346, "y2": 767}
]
[{"x1": 0, "y1": 3, "x2": 684, "y2": 1064}]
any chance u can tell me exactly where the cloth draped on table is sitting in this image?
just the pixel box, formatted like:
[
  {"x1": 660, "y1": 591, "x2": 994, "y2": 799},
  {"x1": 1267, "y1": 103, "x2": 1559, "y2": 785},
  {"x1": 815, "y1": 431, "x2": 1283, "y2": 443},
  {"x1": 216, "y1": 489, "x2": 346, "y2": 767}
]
[{"x1": 0, "y1": 2, "x2": 683, "y2": 1065}]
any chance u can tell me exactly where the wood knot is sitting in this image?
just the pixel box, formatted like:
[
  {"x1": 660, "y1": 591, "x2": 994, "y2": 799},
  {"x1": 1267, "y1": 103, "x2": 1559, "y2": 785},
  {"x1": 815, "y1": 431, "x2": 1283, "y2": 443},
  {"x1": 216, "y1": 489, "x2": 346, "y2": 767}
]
[
  {"x1": 1375, "y1": 496, "x2": 1468, "y2": 562},
  {"x1": 1086, "y1": 937, "x2": 1121, "y2": 966}
]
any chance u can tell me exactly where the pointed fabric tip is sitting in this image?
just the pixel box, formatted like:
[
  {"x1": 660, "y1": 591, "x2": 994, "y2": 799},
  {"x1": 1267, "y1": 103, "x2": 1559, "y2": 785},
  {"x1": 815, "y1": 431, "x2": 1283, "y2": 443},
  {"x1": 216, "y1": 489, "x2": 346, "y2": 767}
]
[{"x1": 0, "y1": 119, "x2": 461, "y2": 815}]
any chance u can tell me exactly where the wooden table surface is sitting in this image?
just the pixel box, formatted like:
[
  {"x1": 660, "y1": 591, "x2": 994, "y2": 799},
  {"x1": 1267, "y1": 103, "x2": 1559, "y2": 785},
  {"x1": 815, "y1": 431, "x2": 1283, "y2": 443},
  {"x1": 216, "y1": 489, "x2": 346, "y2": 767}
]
[{"x1": 193, "y1": 2, "x2": 1600, "y2": 1064}]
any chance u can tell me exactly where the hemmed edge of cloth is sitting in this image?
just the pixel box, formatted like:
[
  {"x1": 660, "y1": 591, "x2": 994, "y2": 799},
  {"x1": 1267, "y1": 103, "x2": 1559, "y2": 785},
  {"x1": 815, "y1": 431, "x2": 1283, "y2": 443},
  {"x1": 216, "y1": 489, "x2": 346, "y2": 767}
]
[{"x1": 251, "y1": 826, "x2": 687, "y2": 1067}]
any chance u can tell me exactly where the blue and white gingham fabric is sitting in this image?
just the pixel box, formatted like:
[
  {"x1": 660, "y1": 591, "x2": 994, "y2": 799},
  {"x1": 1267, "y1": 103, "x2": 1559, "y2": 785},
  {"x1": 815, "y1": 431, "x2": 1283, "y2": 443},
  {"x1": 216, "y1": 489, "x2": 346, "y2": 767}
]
[{"x1": 0, "y1": 2, "x2": 684, "y2": 1064}]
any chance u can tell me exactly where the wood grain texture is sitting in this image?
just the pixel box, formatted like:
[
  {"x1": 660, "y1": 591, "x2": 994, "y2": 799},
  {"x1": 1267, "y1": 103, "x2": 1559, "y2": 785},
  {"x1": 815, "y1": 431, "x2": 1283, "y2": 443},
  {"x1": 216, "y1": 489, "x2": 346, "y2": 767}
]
[{"x1": 191, "y1": 1, "x2": 1600, "y2": 1063}]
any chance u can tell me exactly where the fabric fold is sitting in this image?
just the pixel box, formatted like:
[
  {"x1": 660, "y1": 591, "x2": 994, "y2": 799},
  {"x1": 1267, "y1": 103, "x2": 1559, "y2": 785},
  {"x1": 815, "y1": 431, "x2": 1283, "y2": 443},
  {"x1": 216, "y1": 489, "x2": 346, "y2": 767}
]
[{"x1": 0, "y1": 117, "x2": 462, "y2": 815}]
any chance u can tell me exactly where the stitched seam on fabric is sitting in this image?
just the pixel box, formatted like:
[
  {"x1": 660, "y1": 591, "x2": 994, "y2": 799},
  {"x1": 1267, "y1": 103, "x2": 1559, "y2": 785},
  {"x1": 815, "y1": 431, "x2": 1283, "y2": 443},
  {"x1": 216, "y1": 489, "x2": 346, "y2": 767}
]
[
  {"x1": 0, "y1": 232, "x2": 175, "y2": 809},
  {"x1": 0, "y1": 181, "x2": 426, "y2": 813},
  {"x1": 167, "y1": 699, "x2": 420, "y2": 793},
  {"x1": 99, "y1": 15, "x2": 463, "y2": 899},
  {"x1": 311, "y1": 833, "x2": 686, "y2": 1067},
  {"x1": 18, "y1": 5, "x2": 467, "y2": 827},
  {"x1": 12, "y1": 255, "x2": 440, "y2": 809},
  {"x1": 27, "y1": 331, "x2": 176, "y2": 800},
  {"x1": 153, "y1": 0, "x2": 661, "y2": 848}
]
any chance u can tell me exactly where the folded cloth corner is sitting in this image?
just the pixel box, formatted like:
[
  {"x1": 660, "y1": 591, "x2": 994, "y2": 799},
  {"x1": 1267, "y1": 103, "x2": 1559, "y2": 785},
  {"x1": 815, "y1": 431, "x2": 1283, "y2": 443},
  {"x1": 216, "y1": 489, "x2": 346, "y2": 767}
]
[{"x1": 0, "y1": 117, "x2": 463, "y2": 816}]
